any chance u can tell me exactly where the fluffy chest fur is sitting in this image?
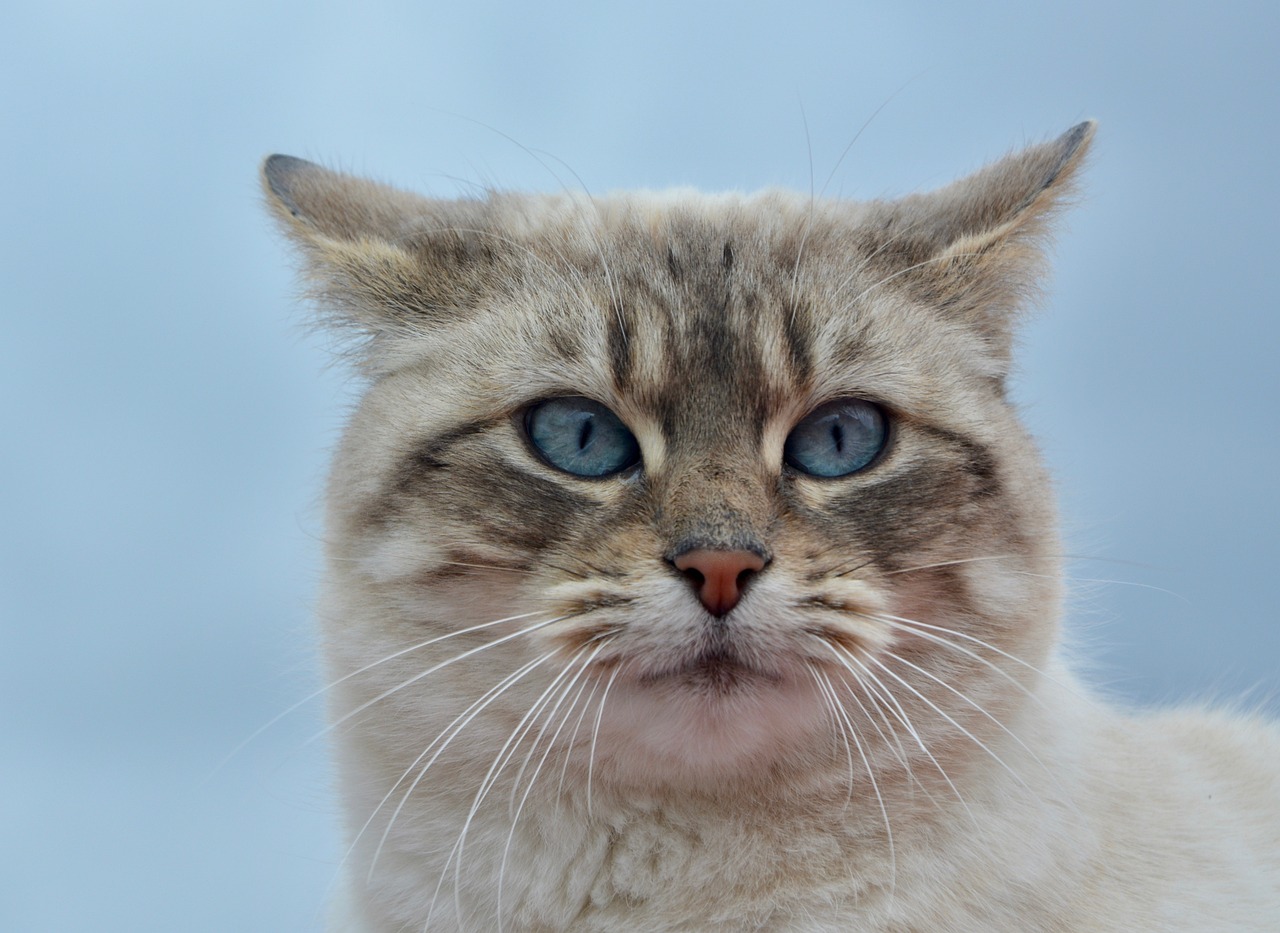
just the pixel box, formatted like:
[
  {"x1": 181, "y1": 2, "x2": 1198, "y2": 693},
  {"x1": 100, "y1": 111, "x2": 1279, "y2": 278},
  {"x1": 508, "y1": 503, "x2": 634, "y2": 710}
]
[{"x1": 264, "y1": 123, "x2": 1280, "y2": 931}]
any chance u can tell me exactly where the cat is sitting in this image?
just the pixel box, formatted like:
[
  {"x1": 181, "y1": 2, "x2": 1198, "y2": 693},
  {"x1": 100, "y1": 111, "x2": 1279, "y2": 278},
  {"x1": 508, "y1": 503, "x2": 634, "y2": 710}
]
[{"x1": 263, "y1": 122, "x2": 1280, "y2": 932}]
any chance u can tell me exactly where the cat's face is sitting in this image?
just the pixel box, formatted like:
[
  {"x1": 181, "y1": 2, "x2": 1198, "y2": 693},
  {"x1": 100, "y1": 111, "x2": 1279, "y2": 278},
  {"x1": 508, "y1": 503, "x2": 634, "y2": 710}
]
[{"x1": 267, "y1": 125, "x2": 1089, "y2": 794}]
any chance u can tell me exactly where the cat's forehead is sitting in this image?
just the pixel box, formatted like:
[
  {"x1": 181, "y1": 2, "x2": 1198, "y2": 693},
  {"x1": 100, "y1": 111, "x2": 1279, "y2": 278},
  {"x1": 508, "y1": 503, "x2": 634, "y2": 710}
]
[
  {"x1": 268, "y1": 126, "x2": 1094, "y2": 413},
  {"x1": 458, "y1": 190, "x2": 981, "y2": 424}
]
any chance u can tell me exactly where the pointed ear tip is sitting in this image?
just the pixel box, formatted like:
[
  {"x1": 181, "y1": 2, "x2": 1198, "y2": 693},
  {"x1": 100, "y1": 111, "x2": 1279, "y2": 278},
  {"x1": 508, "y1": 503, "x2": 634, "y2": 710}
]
[
  {"x1": 1060, "y1": 120, "x2": 1098, "y2": 156},
  {"x1": 261, "y1": 154, "x2": 316, "y2": 199}
]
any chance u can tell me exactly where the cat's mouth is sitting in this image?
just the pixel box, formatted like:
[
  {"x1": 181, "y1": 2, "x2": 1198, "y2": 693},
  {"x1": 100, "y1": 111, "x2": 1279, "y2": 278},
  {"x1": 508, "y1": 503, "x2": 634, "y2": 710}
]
[{"x1": 639, "y1": 643, "x2": 779, "y2": 692}]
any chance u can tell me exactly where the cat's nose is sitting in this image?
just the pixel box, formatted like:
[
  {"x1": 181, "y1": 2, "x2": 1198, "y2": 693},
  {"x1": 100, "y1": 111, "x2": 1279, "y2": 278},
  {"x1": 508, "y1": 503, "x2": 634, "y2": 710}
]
[{"x1": 671, "y1": 548, "x2": 767, "y2": 617}]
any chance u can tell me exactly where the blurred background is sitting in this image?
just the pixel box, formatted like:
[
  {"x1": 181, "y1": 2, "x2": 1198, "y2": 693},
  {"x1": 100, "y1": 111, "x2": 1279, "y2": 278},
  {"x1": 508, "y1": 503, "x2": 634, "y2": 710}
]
[{"x1": 3, "y1": 1, "x2": 1276, "y2": 929}]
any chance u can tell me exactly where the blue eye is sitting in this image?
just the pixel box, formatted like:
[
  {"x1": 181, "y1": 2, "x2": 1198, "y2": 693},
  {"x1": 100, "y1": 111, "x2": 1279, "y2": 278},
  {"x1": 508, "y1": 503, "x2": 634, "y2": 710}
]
[
  {"x1": 525, "y1": 397, "x2": 641, "y2": 477},
  {"x1": 784, "y1": 399, "x2": 888, "y2": 478}
]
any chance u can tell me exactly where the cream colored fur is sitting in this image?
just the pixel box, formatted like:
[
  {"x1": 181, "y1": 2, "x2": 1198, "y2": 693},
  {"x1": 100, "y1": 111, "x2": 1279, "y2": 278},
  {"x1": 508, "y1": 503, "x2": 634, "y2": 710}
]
[{"x1": 262, "y1": 125, "x2": 1280, "y2": 931}]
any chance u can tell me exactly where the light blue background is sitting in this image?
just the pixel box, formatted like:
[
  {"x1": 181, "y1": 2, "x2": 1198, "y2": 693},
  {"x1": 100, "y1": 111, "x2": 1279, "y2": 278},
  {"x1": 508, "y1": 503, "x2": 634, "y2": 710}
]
[{"x1": 3, "y1": 1, "x2": 1276, "y2": 929}]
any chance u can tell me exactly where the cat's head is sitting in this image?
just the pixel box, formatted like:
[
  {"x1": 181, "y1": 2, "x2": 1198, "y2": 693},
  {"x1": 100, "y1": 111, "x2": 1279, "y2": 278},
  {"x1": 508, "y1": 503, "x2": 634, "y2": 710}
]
[{"x1": 266, "y1": 124, "x2": 1091, "y2": 793}]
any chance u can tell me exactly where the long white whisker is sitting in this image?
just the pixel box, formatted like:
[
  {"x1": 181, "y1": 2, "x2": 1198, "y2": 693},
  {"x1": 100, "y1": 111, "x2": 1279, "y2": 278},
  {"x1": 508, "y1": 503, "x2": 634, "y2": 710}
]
[
  {"x1": 807, "y1": 665, "x2": 855, "y2": 801},
  {"x1": 859, "y1": 611, "x2": 1048, "y2": 709},
  {"x1": 790, "y1": 79, "x2": 921, "y2": 324},
  {"x1": 444, "y1": 648, "x2": 591, "y2": 926},
  {"x1": 831, "y1": 644, "x2": 973, "y2": 819},
  {"x1": 813, "y1": 664, "x2": 896, "y2": 897},
  {"x1": 506, "y1": 641, "x2": 606, "y2": 814},
  {"x1": 1017, "y1": 570, "x2": 1190, "y2": 603},
  {"x1": 363, "y1": 651, "x2": 556, "y2": 882},
  {"x1": 317, "y1": 614, "x2": 566, "y2": 743},
  {"x1": 865, "y1": 653, "x2": 1029, "y2": 790},
  {"x1": 556, "y1": 671, "x2": 603, "y2": 801},
  {"x1": 877, "y1": 613, "x2": 1062, "y2": 686},
  {"x1": 587, "y1": 664, "x2": 622, "y2": 820},
  {"x1": 832, "y1": 666, "x2": 939, "y2": 809},
  {"x1": 883, "y1": 649, "x2": 1048, "y2": 778},
  {"x1": 497, "y1": 641, "x2": 609, "y2": 928},
  {"x1": 215, "y1": 609, "x2": 549, "y2": 771},
  {"x1": 882, "y1": 555, "x2": 1017, "y2": 576}
]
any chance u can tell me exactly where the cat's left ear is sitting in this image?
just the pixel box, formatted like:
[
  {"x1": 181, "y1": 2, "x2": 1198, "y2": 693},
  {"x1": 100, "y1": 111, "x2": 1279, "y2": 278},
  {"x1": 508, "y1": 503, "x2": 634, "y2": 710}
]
[{"x1": 864, "y1": 121, "x2": 1095, "y2": 370}]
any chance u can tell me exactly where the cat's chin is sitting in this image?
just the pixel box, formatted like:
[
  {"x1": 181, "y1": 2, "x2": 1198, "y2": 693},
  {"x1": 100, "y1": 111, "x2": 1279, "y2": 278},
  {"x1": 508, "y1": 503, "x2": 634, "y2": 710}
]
[
  {"x1": 592, "y1": 661, "x2": 828, "y2": 787},
  {"x1": 637, "y1": 644, "x2": 783, "y2": 694}
]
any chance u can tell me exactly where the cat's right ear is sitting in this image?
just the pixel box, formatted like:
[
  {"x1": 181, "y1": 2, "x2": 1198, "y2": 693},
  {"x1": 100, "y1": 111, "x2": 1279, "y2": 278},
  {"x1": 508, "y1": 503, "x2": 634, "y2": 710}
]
[
  {"x1": 261, "y1": 156, "x2": 490, "y2": 363},
  {"x1": 857, "y1": 122, "x2": 1096, "y2": 376}
]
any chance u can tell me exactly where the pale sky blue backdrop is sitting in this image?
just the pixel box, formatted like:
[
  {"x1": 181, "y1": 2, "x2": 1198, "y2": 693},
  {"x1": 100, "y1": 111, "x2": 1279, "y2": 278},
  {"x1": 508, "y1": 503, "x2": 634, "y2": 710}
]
[{"x1": 3, "y1": 1, "x2": 1277, "y2": 929}]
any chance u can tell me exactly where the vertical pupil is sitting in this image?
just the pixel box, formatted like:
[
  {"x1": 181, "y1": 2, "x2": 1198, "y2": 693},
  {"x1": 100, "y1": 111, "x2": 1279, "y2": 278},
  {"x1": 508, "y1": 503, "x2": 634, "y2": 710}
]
[
  {"x1": 578, "y1": 417, "x2": 594, "y2": 452},
  {"x1": 831, "y1": 421, "x2": 845, "y2": 455}
]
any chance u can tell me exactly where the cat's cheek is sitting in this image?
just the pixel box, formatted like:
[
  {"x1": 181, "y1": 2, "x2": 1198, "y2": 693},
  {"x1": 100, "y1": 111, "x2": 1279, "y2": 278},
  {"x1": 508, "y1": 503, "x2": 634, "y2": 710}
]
[{"x1": 354, "y1": 530, "x2": 447, "y2": 584}]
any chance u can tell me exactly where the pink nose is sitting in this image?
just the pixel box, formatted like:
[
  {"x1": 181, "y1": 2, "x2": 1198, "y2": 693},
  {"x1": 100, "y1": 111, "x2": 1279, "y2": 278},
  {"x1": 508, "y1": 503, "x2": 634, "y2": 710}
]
[{"x1": 672, "y1": 548, "x2": 767, "y2": 616}]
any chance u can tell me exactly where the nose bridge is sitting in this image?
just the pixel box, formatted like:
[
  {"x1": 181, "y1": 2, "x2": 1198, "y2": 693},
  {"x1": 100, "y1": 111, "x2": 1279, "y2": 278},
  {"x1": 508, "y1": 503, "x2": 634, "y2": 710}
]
[{"x1": 658, "y1": 451, "x2": 774, "y2": 558}]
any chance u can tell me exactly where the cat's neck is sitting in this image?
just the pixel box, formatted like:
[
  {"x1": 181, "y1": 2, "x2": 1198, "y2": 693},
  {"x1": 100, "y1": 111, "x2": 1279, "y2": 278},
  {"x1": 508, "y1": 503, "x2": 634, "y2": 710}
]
[{"x1": 335, "y1": 663, "x2": 1100, "y2": 932}]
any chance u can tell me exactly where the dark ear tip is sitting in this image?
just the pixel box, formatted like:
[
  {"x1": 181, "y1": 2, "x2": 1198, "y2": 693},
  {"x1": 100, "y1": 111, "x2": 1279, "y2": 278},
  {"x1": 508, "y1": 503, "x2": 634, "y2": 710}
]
[
  {"x1": 262, "y1": 154, "x2": 319, "y2": 215},
  {"x1": 1039, "y1": 120, "x2": 1096, "y2": 190},
  {"x1": 1062, "y1": 120, "x2": 1097, "y2": 149},
  {"x1": 257, "y1": 153, "x2": 312, "y2": 195}
]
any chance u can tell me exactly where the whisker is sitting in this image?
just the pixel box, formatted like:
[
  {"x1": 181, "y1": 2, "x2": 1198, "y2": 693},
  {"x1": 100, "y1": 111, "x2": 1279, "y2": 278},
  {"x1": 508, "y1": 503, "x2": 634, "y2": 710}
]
[
  {"x1": 845, "y1": 251, "x2": 990, "y2": 309},
  {"x1": 556, "y1": 670, "x2": 603, "y2": 802},
  {"x1": 807, "y1": 665, "x2": 855, "y2": 801},
  {"x1": 832, "y1": 666, "x2": 940, "y2": 809},
  {"x1": 587, "y1": 663, "x2": 623, "y2": 820},
  {"x1": 498, "y1": 641, "x2": 610, "y2": 927},
  {"x1": 864, "y1": 654, "x2": 1029, "y2": 790},
  {"x1": 815, "y1": 73, "x2": 921, "y2": 201},
  {"x1": 823, "y1": 209, "x2": 941, "y2": 314},
  {"x1": 879, "y1": 612, "x2": 1056, "y2": 681},
  {"x1": 787, "y1": 99, "x2": 816, "y2": 321},
  {"x1": 216, "y1": 609, "x2": 550, "y2": 772},
  {"x1": 883, "y1": 649, "x2": 1048, "y2": 777},
  {"x1": 361, "y1": 651, "x2": 557, "y2": 882},
  {"x1": 829, "y1": 556, "x2": 875, "y2": 579},
  {"x1": 1018, "y1": 570, "x2": 1190, "y2": 603},
  {"x1": 789, "y1": 81, "x2": 920, "y2": 326},
  {"x1": 856, "y1": 611, "x2": 1049, "y2": 709},
  {"x1": 434, "y1": 560, "x2": 537, "y2": 575},
  {"x1": 316, "y1": 614, "x2": 568, "y2": 744},
  {"x1": 445, "y1": 648, "x2": 593, "y2": 923},
  {"x1": 882, "y1": 555, "x2": 1017, "y2": 576},
  {"x1": 506, "y1": 640, "x2": 607, "y2": 814},
  {"x1": 813, "y1": 665, "x2": 897, "y2": 897},
  {"x1": 827, "y1": 643, "x2": 973, "y2": 819}
]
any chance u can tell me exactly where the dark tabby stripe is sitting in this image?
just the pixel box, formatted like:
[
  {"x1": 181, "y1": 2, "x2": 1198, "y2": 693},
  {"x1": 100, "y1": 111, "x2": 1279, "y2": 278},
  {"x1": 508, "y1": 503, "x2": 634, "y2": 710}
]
[
  {"x1": 357, "y1": 422, "x2": 594, "y2": 553},
  {"x1": 801, "y1": 424, "x2": 1003, "y2": 569},
  {"x1": 913, "y1": 423, "x2": 1001, "y2": 501}
]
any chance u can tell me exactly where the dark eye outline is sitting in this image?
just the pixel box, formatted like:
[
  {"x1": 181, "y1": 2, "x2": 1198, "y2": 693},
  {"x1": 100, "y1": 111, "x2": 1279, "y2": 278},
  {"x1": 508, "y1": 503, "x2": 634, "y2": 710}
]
[
  {"x1": 520, "y1": 396, "x2": 642, "y2": 479},
  {"x1": 783, "y1": 398, "x2": 892, "y2": 478}
]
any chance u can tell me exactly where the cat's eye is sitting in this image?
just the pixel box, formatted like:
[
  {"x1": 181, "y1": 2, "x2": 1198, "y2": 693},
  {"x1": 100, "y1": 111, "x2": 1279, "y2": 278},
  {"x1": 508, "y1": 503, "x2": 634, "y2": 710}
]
[
  {"x1": 784, "y1": 399, "x2": 888, "y2": 478},
  {"x1": 525, "y1": 397, "x2": 641, "y2": 478}
]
